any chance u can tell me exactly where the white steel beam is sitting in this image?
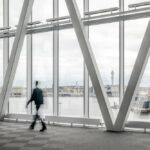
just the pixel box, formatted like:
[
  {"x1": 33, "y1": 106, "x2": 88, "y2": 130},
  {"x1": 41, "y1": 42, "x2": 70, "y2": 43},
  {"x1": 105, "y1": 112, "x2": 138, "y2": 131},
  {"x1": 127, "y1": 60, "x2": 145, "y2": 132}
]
[
  {"x1": 1, "y1": 9, "x2": 150, "y2": 39},
  {"x1": 27, "y1": 15, "x2": 32, "y2": 115},
  {"x1": 3, "y1": 0, "x2": 9, "y2": 77},
  {"x1": 83, "y1": 0, "x2": 89, "y2": 118},
  {"x1": 53, "y1": 0, "x2": 59, "y2": 116},
  {"x1": 3, "y1": 0, "x2": 9, "y2": 114},
  {"x1": 119, "y1": 0, "x2": 124, "y2": 104},
  {"x1": 65, "y1": 0, "x2": 114, "y2": 130},
  {"x1": 0, "y1": 0, "x2": 34, "y2": 117},
  {"x1": 84, "y1": 64, "x2": 89, "y2": 118},
  {"x1": 114, "y1": 20, "x2": 150, "y2": 131}
]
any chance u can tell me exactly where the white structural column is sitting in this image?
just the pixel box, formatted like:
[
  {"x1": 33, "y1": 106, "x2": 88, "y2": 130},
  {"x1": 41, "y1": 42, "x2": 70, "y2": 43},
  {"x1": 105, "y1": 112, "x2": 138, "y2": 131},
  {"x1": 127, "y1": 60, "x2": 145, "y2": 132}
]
[
  {"x1": 3, "y1": 0, "x2": 9, "y2": 113},
  {"x1": 83, "y1": 0, "x2": 89, "y2": 118},
  {"x1": 65, "y1": 0, "x2": 114, "y2": 130},
  {"x1": 3, "y1": 0, "x2": 9, "y2": 77},
  {"x1": 119, "y1": 0, "x2": 124, "y2": 104},
  {"x1": 53, "y1": 0, "x2": 59, "y2": 116},
  {"x1": 0, "y1": 0, "x2": 34, "y2": 117},
  {"x1": 114, "y1": 20, "x2": 150, "y2": 131},
  {"x1": 27, "y1": 15, "x2": 32, "y2": 114}
]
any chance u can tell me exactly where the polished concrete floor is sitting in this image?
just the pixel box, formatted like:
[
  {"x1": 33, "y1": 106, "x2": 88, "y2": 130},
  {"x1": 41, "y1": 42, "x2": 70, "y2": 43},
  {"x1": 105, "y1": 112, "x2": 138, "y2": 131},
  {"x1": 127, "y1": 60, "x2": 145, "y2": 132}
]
[{"x1": 0, "y1": 121, "x2": 149, "y2": 150}]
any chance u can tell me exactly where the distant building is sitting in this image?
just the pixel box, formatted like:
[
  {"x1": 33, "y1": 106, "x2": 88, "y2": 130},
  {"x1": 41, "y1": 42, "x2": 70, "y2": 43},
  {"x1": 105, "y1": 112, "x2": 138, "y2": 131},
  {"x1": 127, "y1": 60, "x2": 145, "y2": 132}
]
[
  {"x1": 59, "y1": 86, "x2": 84, "y2": 96},
  {"x1": 5, "y1": 85, "x2": 150, "y2": 99},
  {"x1": 111, "y1": 70, "x2": 114, "y2": 86},
  {"x1": 10, "y1": 87, "x2": 26, "y2": 97}
]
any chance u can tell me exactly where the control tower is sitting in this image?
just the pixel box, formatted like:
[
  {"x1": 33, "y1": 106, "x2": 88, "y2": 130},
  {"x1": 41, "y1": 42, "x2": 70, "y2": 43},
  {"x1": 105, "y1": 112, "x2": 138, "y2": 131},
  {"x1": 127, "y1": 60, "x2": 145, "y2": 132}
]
[{"x1": 111, "y1": 70, "x2": 114, "y2": 86}]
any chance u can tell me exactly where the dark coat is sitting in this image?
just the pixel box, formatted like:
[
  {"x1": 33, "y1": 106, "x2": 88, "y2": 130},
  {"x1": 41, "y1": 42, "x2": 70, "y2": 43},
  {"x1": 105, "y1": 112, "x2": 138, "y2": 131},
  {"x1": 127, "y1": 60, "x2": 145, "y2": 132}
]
[{"x1": 27, "y1": 88, "x2": 44, "y2": 106}]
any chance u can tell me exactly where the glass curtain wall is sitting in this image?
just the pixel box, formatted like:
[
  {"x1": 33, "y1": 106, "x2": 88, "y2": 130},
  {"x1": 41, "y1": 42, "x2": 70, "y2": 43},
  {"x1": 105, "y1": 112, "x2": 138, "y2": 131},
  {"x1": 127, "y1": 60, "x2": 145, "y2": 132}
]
[
  {"x1": 32, "y1": 0, "x2": 53, "y2": 116},
  {"x1": 58, "y1": 0, "x2": 84, "y2": 117},
  {"x1": 89, "y1": 0, "x2": 119, "y2": 119},
  {"x1": 32, "y1": 33, "x2": 53, "y2": 116},
  {"x1": 89, "y1": 23, "x2": 119, "y2": 119},
  {"x1": 5, "y1": 0, "x2": 150, "y2": 126},
  {"x1": 9, "y1": 0, "x2": 26, "y2": 114},
  {"x1": 9, "y1": 37, "x2": 27, "y2": 114},
  {"x1": 59, "y1": 29, "x2": 84, "y2": 117},
  {"x1": 125, "y1": 18, "x2": 150, "y2": 122}
]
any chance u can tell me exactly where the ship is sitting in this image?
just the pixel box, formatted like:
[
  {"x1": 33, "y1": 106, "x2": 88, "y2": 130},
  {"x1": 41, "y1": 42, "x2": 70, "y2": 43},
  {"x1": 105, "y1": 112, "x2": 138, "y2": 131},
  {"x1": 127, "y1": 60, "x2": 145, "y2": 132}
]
[{"x1": 131, "y1": 95, "x2": 150, "y2": 113}]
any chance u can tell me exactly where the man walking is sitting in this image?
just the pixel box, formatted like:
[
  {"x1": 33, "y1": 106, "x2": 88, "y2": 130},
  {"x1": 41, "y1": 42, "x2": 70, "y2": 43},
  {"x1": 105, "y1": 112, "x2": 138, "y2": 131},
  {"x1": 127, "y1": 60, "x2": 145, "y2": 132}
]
[{"x1": 26, "y1": 81, "x2": 47, "y2": 132}]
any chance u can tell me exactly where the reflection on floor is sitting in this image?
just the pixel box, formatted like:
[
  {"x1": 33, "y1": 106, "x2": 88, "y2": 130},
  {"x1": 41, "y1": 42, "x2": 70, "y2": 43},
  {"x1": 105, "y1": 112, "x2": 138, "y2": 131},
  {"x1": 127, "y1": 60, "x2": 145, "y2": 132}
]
[{"x1": 0, "y1": 121, "x2": 149, "y2": 150}]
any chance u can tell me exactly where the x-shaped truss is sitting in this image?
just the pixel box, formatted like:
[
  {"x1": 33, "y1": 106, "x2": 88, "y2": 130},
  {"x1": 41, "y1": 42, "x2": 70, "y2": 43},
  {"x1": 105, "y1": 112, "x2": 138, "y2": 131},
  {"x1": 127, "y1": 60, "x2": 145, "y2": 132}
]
[
  {"x1": 65, "y1": 0, "x2": 150, "y2": 131},
  {"x1": 0, "y1": 0, "x2": 150, "y2": 131}
]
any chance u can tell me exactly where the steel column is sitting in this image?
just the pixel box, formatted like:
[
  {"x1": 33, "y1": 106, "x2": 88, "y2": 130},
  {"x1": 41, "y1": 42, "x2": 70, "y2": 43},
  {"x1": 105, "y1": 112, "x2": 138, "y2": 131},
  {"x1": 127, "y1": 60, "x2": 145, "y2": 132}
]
[
  {"x1": 27, "y1": 15, "x2": 32, "y2": 115},
  {"x1": 53, "y1": 0, "x2": 59, "y2": 116},
  {"x1": 3, "y1": 0, "x2": 9, "y2": 77},
  {"x1": 83, "y1": 0, "x2": 89, "y2": 118},
  {"x1": 0, "y1": 0, "x2": 34, "y2": 117},
  {"x1": 119, "y1": 0, "x2": 124, "y2": 104},
  {"x1": 3, "y1": 0, "x2": 9, "y2": 114}
]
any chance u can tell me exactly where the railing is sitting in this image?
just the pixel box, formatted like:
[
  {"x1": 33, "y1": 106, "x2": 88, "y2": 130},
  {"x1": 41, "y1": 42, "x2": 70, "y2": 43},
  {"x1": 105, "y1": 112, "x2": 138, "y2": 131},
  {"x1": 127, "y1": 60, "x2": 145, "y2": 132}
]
[
  {"x1": 4, "y1": 113, "x2": 102, "y2": 127},
  {"x1": 4, "y1": 114, "x2": 150, "y2": 131},
  {"x1": 125, "y1": 121, "x2": 150, "y2": 132},
  {"x1": 45, "y1": 116, "x2": 101, "y2": 126}
]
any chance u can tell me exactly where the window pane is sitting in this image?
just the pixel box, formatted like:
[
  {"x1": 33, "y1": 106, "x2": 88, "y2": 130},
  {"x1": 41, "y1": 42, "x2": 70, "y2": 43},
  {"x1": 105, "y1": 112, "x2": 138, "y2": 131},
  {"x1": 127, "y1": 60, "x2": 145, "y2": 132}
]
[
  {"x1": 89, "y1": 79, "x2": 101, "y2": 119},
  {"x1": 59, "y1": 0, "x2": 83, "y2": 17},
  {"x1": 131, "y1": 59, "x2": 150, "y2": 122},
  {"x1": 32, "y1": 32, "x2": 53, "y2": 116},
  {"x1": 89, "y1": 23, "x2": 119, "y2": 119},
  {"x1": 125, "y1": 19, "x2": 148, "y2": 87},
  {"x1": 9, "y1": 0, "x2": 24, "y2": 27},
  {"x1": 9, "y1": 37, "x2": 27, "y2": 114},
  {"x1": 32, "y1": 0, "x2": 53, "y2": 22},
  {"x1": 59, "y1": 29, "x2": 84, "y2": 117},
  {"x1": 90, "y1": 0, "x2": 119, "y2": 11}
]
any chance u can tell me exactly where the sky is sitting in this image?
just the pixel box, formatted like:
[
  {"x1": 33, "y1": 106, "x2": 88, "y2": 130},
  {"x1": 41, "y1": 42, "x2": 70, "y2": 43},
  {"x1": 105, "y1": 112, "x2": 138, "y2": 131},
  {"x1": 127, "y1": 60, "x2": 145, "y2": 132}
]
[{"x1": 0, "y1": 0, "x2": 150, "y2": 88}]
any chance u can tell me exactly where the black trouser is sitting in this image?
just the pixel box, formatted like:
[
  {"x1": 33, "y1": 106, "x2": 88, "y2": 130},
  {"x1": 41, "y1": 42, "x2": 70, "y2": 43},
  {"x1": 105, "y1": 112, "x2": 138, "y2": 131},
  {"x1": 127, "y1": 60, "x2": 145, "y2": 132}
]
[{"x1": 30, "y1": 105, "x2": 46, "y2": 129}]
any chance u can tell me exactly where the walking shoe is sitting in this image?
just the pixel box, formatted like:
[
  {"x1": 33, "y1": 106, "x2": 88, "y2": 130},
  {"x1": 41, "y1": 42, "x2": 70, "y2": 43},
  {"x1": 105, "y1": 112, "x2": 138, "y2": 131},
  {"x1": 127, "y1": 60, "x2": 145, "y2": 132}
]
[
  {"x1": 40, "y1": 126, "x2": 47, "y2": 132},
  {"x1": 29, "y1": 126, "x2": 34, "y2": 130}
]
